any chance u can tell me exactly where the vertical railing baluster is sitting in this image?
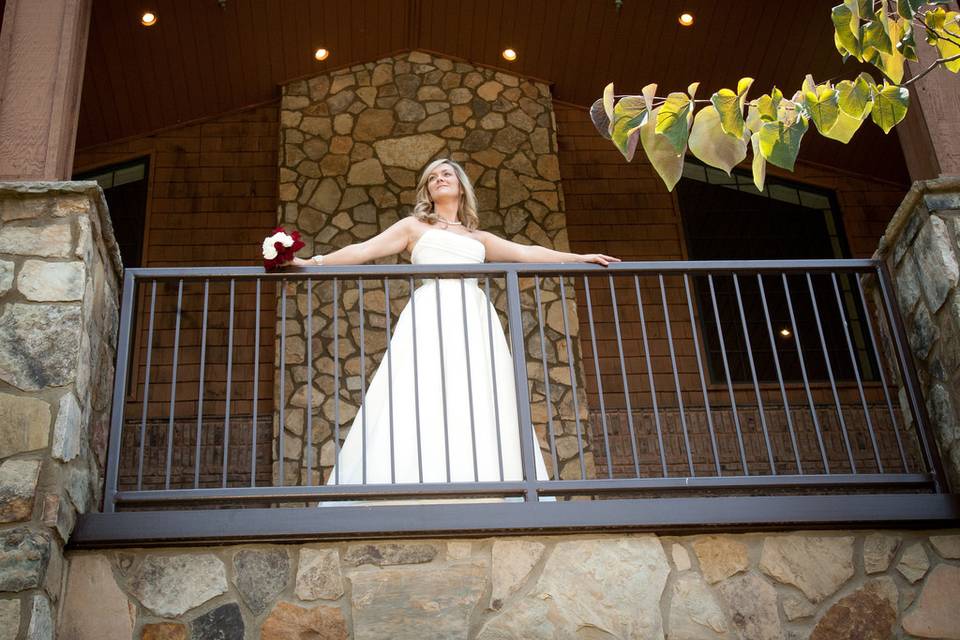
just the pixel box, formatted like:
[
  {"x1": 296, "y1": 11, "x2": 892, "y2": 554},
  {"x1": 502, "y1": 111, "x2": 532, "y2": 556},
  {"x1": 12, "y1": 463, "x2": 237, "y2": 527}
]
[
  {"x1": 410, "y1": 276, "x2": 425, "y2": 482},
  {"x1": 136, "y1": 281, "x2": 157, "y2": 492},
  {"x1": 757, "y1": 274, "x2": 802, "y2": 474},
  {"x1": 104, "y1": 271, "x2": 137, "y2": 513},
  {"x1": 484, "y1": 277, "x2": 505, "y2": 481},
  {"x1": 683, "y1": 274, "x2": 721, "y2": 476},
  {"x1": 460, "y1": 277, "x2": 480, "y2": 481},
  {"x1": 279, "y1": 280, "x2": 287, "y2": 487},
  {"x1": 782, "y1": 274, "x2": 830, "y2": 473},
  {"x1": 385, "y1": 278, "x2": 397, "y2": 483},
  {"x1": 854, "y1": 276, "x2": 909, "y2": 472},
  {"x1": 434, "y1": 276, "x2": 451, "y2": 482},
  {"x1": 832, "y1": 273, "x2": 883, "y2": 472},
  {"x1": 332, "y1": 278, "x2": 341, "y2": 485},
  {"x1": 534, "y1": 276, "x2": 561, "y2": 480},
  {"x1": 359, "y1": 278, "x2": 368, "y2": 484},
  {"x1": 558, "y1": 277, "x2": 586, "y2": 479},
  {"x1": 807, "y1": 273, "x2": 857, "y2": 473},
  {"x1": 251, "y1": 278, "x2": 260, "y2": 487},
  {"x1": 163, "y1": 279, "x2": 184, "y2": 490},
  {"x1": 194, "y1": 280, "x2": 209, "y2": 488},
  {"x1": 708, "y1": 275, "x2": 749, "y2": 475},
  {"x1": 609, "y1": 275, "x2": 640, "y2": 477},
  {"x1": 221, "y1": 279, "x2": 235, "y2": 488},
  {"x1": 732, "y1": 274, "x2": 776, "y2": 475},
  {"x1": 660, "y1": 274, "x2": 695, "y2": 477},
  {"x1": 505, "y1": 271, "x2": 540, "y2": 500},
  {"x1": 634, "y1": 275, "x2": 668, "y2": 477},
  {"x1": 306, "y1": 278, "x2": 314, "y2": 484},
  {"x1": 584, "y1": 276, "x2": 614, "y2": 479}
]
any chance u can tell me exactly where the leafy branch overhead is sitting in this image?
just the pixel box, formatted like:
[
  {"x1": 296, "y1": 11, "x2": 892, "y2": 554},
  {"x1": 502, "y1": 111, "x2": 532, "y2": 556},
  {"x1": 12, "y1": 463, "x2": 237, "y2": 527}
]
[{"x1": 591, "y1": 1, "x2": 960, "y2": 191}]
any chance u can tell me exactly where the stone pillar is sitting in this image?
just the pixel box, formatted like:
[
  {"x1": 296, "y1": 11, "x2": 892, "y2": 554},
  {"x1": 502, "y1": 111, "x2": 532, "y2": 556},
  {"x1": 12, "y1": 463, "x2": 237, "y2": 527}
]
[
  {"x1": 0, "y1": 182, "x2": 121, "y2": 637},
  {"x1": 873, "y1": 177, "x2": 960, "y2": 490},
  {"x1": 274, "y1": 51, "x2": 594, "y2": 486},
  {"x1": 0, "y1": 0, "x2": 92, "y2": 180}
]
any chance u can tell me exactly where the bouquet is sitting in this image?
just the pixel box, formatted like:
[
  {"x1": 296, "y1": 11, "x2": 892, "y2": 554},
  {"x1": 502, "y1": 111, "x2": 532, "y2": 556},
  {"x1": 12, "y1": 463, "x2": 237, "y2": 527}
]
[{"x1": 262, "y1": 227, "x2": 305, "y2": 270}]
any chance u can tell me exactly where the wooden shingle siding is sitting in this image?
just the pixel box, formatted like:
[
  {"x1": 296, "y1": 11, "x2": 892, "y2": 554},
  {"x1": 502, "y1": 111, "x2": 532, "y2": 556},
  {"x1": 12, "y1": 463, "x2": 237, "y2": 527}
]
[{"x1": 74, "y1": 104, "x2": 280, "y2": 424}]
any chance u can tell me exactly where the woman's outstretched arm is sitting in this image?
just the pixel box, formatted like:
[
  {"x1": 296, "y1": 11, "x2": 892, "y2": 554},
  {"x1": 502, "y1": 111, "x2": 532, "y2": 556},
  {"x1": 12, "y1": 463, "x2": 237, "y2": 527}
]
[
  {"x1": 287, "y1": 217, "x2": 415, "y2": 266},
  {"x1": 480, "y1": 231, "x2": 620, "y2": 266}
]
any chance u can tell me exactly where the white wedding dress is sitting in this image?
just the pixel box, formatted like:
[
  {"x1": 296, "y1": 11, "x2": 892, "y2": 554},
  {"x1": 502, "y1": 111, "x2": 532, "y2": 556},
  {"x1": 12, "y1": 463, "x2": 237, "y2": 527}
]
[{"x1": 325, "y1": 228, "x2": 551, "y2": 498}]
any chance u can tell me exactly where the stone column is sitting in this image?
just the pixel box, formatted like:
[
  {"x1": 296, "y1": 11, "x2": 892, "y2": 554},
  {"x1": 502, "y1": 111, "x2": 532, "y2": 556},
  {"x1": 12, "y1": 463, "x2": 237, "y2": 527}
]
[
  {"x1": 873, "y1": 177, "x2": 960, "y2": 490},
  {"x1": 0, "y1": 182, "x2": 121, "y2": 637}
]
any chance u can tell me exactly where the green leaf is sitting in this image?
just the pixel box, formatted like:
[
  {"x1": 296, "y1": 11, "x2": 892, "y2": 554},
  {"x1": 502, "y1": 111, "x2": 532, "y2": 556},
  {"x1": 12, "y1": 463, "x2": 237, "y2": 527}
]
[
  {"x1": 757, "y1": 115, "x2": 809, "y2": 171},
  {"x1": 871, "y1": 83, "x2": 909, "y2": 133},
  {"x1": 832, "y1": 2, "x2": 861, "y2": 57},
  {"x1": 710, "y1": 77, "x2": 753, "y2": 139},
  {"x1": 640, "y1": 107, "x2": 685, "y2": 191},
  {"x1": 803, "y1": 84, "x2": 840, "y2": 134},
  {"x1": 610, "y1": 96, "x2": 647, "y2": 161},
  {"x1": 837, "y1": 73, "x2": 874, "y2": 118},
  {"x1": 688, "y1": 105, "x2": 748, "y2": 174},
  {"x1": 862, "y1": 19, "x2": 892, "y2": 55},
  {"x1": 655, "y1": 92, "x2": 693, "y2": 152},
  {"x1": 756, "y1": 88, "x2": 783, "y2": 122},
  {"x1": 897, "y1": 0, "x2": 924, "y2": 20},
  {"x1": 603, "y1": 83, "x2": 616, "y2": 136},
  {"x1": 751, "y1": 132, "x2": 767, "y2": 192},
  {"x1": 897, "y1": 21, "x2": 918, "y2": 62},
  {"x1": 820, "y1": 109, "x2": 868, "y2": 143}
]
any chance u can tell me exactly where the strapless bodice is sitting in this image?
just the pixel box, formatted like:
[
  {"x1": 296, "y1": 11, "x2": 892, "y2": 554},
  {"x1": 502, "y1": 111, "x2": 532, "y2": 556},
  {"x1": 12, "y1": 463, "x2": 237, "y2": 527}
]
[{"x1": 411, "y1": 229, "x2": 485, "y2": 265}]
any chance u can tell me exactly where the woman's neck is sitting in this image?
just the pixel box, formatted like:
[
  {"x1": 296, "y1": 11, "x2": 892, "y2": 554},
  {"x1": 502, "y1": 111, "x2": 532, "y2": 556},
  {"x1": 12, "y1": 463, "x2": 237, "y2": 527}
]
[{"x1": 433, "y1": 199, "x2": 460, "y2": 224}]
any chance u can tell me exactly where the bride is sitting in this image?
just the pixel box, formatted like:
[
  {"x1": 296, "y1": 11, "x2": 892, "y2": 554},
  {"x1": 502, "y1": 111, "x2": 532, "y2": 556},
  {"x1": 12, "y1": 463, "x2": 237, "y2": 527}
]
[{"x1": 285, "y1": 159, "x2": 618, "y2": 495}]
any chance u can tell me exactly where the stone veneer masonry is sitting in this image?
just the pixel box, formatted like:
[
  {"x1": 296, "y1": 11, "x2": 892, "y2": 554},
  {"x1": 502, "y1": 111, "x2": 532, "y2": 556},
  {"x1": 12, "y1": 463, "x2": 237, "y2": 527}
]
[
  {"x1": 59, "y1": 529, "x2": 960, "y2": 639},
  {"x1": 874, "y1": 177, "x2": 960, "y2": 491},
  {"x1": 0, "y1": 182, "x2": 121, "y2": 639},
  {"x1": 275, "y1": 51, "x2": 593, "y2": 486}
]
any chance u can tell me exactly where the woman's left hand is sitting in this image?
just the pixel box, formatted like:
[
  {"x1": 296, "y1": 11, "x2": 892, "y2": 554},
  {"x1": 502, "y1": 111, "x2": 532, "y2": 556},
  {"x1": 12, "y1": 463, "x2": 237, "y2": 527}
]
[{"x1": 579, "y1": 254, "x2": 621, "y2": 267}]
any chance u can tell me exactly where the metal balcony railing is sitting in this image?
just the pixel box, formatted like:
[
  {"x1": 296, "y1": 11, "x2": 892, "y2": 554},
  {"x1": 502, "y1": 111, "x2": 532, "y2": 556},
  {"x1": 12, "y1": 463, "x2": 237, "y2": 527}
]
[{"x1": 72, "y1": 259, "x2": 958, "y2": 546}]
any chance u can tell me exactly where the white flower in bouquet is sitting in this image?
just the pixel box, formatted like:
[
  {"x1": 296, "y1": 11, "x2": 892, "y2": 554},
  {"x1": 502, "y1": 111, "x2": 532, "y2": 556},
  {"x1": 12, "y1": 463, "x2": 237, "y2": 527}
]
[{"x1": 262, "y1": 231, "x2": 294, "y2": 260}]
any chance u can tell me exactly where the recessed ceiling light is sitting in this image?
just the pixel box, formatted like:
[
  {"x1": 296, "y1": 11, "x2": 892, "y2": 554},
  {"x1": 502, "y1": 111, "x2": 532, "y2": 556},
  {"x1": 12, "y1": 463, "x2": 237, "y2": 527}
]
[
  {"x1": 678, "y1": 12, "x2": 694, "y2": 26},
  {"x1": 141, "y1": 11, "x2": 157, "y2": 26},
  {"x1": 314, "y1": 48, "x2": 330, "y2": 61},
  {"x1": 502, "y1": 48, "x2": 518, "y2": 62}
]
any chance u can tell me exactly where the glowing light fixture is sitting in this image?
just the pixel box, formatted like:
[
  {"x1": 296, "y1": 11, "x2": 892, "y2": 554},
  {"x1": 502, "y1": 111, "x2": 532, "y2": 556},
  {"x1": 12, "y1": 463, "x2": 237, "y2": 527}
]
[
  {"x1": 141, "y1": 11, "x2": 157, "y2": 26},
  {"x1": 678, "y1": 12, "x2": 694, "y2": 26},
  {"x1": 502, "y1": 48, "x2": 518, "y2": 62},
  {"x1": 779, "y1": 328, "x2": 792, "y2": 338},
  {"x1": 314, "y1": 48, "x2": 330, "y2": 61}
]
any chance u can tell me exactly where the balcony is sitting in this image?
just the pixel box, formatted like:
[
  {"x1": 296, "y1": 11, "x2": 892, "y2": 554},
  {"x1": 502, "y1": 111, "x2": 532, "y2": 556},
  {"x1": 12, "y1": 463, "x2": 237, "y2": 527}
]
[{"x1": 72, "y1": 257, "x2": 955, "y2": 546}]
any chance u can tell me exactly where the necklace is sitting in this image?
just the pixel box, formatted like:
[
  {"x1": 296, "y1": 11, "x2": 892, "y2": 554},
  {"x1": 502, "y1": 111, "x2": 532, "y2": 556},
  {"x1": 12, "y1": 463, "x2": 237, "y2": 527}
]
[{"x1": 441, "y1": 219, "x2": 463, "y2": 226}]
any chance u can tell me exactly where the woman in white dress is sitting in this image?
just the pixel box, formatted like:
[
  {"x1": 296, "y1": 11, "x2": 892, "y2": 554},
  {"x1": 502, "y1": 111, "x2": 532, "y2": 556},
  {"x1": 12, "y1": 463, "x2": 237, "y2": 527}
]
[{"x1": 285, "y1": 159, "x2": 618, "y2": 494}]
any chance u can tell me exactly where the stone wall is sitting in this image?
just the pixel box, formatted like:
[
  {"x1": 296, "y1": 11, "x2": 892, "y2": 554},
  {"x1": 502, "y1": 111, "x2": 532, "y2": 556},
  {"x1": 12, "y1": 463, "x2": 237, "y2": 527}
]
[
  {"x1": 0, "y1": 183, "x2": 121, "y2": 638},
  {"x1": 875, "y1": 177, "x2": 960, "y2": 491},
  {"x1": 60, "y1": 528, "x2": 960, "y2": 639},
  {"x1": 275, "y1": 50, "x2": 593, "y2": 486}
]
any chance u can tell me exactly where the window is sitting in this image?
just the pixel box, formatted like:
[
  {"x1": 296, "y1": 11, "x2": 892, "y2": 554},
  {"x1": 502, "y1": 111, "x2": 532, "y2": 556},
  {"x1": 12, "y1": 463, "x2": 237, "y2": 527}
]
[
  {"x1": 75, "y1": 157, "x2": 150, "y2": 268},
  {"x1": 677, "y1": 161, "x2": 878, "y2": 384}
]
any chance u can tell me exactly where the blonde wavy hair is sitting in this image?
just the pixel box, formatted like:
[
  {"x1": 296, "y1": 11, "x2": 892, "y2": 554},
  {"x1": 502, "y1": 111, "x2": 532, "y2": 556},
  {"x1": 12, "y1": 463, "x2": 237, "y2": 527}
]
[{"x1": 411, "y1": 159, "x2": 480, "y2": 231}]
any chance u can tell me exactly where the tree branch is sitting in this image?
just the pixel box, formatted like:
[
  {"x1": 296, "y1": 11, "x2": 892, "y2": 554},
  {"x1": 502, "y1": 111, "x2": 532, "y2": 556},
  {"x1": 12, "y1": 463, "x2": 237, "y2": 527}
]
[{"x1": 903, "y1": 52, "x2": 960, "y2": 85}]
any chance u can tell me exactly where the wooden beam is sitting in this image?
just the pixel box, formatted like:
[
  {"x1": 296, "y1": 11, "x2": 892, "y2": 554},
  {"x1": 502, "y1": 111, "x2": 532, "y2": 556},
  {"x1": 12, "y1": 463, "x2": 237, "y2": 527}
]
[
  {"x1": 0, "y1": 0, "x2": 91, "y2": 180},
  {"x1": 897, "y1": 1, "x2": 960, "y2": 180}
]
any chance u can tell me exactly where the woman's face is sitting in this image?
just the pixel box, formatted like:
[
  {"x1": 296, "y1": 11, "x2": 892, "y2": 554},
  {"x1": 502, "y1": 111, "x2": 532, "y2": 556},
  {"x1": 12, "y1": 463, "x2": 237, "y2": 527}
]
[{"x1": 426, "y1": 163, "x2": 461, "y2": 202}]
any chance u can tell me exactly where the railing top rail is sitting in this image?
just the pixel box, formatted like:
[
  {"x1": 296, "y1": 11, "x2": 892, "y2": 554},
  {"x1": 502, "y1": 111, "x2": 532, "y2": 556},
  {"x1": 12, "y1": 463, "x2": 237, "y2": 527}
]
[{"x1": 125, "y1": 258, "x2": 882, "y2": 281}]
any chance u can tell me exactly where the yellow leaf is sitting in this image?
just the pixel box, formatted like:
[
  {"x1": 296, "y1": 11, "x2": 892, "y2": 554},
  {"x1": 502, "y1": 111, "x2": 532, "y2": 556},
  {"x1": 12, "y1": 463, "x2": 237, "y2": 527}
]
[{"x1": 688, "y1": 105, "x2": 748, "y2": 175}]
